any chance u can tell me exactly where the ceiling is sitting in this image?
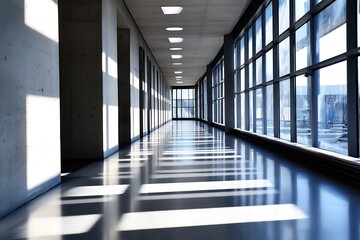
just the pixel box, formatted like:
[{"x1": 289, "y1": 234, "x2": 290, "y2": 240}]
[{"x1": 123, "y1": 0, "x2": 251, "y2": 86}]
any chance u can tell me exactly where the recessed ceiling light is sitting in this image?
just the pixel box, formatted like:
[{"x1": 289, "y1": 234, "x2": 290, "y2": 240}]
[
  {"x1": 166, "y1": 27, "x2": 184, "y2": 31},
  {"x1": 174, "y1": 71, "x2": 183, "y2": 74},
  {"x1": 177, "y1": 81, "x2": 184, "y2": 84},
  {"x1": 173, "y1": 63, "x2": 182, "y2": 65},
  {"x1": 168, "y1": 37, "x2": 183, "y2": 43},
  {"x1": 161, "y1": 6, "x2": 183, "y2": 15},
  {"x1": 170, "y1": 48, "x2": 182, "y2": 51},
  {"x1": 171, "y1": 55, "x2": 183, "y2": 59},
  {"x1": 175, "y1": 76, "x2": 183, "y2": 79}
]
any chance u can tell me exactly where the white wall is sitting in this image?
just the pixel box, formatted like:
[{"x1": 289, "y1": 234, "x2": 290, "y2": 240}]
[{"x1": 0, "y1": 0, "x2": 60, "y2": 218}]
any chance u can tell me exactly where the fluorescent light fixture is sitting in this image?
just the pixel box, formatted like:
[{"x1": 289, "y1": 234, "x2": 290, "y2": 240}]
[
  {"x1": 171, "y1": 55, "x2": 183, "y2": 59},
  {"x1": 175, "y1": 76, "x2": 182, "y2": 79},
  {"x1": 161, "y1": 6, "x2": 183, "y2": 15},
  {"x1": 170, "y1": 48, "x2": 182, "y2": 51},
  {"x1": 168, "y1": 37, "x2": 183, "y2": 43},
  {"x1": 173, "y1": 63, "x2": 182, "y2": 65},
  {"x1": 166, "y1": 27, "x2": 184, "y2": 31},
  {"x1": 174, "y1": 71, "x2": 183, "y2": 74},
  {"x1": 176, "y1": 81, "x2": 183, "y2": 84}
]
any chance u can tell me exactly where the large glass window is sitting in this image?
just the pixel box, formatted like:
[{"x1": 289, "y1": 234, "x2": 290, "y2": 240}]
[
  {"x1": 315, "y1": 0, "x2": 346, "y2": 63},
  {"x1": 212, "y1": 59, "x2": 225, "y2": 125},
  {"x1": 317, "y1": 61, "x2": 348, "y2": 155},
  {"x1": 265, "y1": 2, "x2": 273, "y2": 46},
  {"x1": 295, "y1": 0, "x2": 310, "y2": 21},
  {"x1": 266, "y1": 49, "x2": 273, "y2": 82},
  {"x1": 249, "y1": 91, "x2": 254, "y2": 131},
  {"x1": 296, "y1": 76, "x2": 311, "y2": 145},
  {"x1": 296, "y1": 22, "x2": 310, "y2": 70},
  {"x1": 256, "y1": 15, "x2": 262, "y2": 53},
  {"x1": 280, "y1": 79, "x2": 291, "y2": 140},
  {"x1": 279, "y1": 37, "x2": 290, "y2": 76},
  {"x1": 256, "y1": 89, "x2": 263, "y2": 133},
  {"x1": 256, "y1": 57, "x2": 263, "y2": 86},
  {"x1": 279, "y1": 0, "x2": 289, "y2": 34},
  {"x1": 172, "y1": 88, "x2": 195, "y2": 119},
  {"x1": 266, "y1": 85, "x2": 274, "y2": 136}
]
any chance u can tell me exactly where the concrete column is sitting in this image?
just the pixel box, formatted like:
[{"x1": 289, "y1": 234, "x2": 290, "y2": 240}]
[
  {"x1": 206, "y1": 64, "x2": 213, "y2": 125},
  {"x1": 59, "y1": 0, "x2": 104, "y2": 171},
  {"x1": 224, "y1": 34, "x2": 235, "y2": 133},
  {"x1": 118, "y1": 29, "x2": 131, "y2": 145}
]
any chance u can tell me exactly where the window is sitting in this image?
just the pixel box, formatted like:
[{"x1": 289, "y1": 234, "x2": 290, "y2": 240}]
[
  {"x1": 212, "y1": 59, "x2": 225, "y2": 125},
  {"x1": 172, "y1": 88, "x2": 195, "y2": 119},
  {"x1": 315, "y1": 0, "x2": 346, "y2": 63},
  {"x1": 256, "y1": 88, "x2": 263, "y2": 133},
  {"x1": 280, "y1": 79, "x2": 291, "y2": 140},
  {"x1": 279, "y1": 0, "x2": 289, "y2": 34},
  {"x1": 279, "y1": 37, "x2": 290, "y2": 77},
  {"x1": 265, "y1": 2, "x2": 273, "y2": 46},
  {"x1": 256, "y1": 57, "x2": 263, "y2": 86},
  {"x1": 266, "y1": 85, "x2": 274, "y2": 136},
  {"x1": 316, "y1": 61, "x2": 348, "y2": 155},
  {"x1": 255, "y1": 15, "x2": 262, "y2": 53},
  {"x1": 249, "y1": 91, "x2": 254, "y2": 131},
  {"x1": 295, "y1": 0, "x2": 310, "y2": 21},
  {"x1": 296, "y1": 75, "x2": 311, "y2": 145},
  {"x1": 296, "y1": 22, "x2": 310, "y2": 70},
  {"x1": 266, "y1": 49, "x2": 273, "y2": 82}
]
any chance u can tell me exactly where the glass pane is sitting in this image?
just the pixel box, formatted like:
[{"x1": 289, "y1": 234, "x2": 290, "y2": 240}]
[
  {"x1": 295, "y1": 0, "x2": 310, "y2": 21},
  {"x1": 266, "y1": 85, "x2": 274, "y2": 136},
  {"x1": 177, "y1": 108, "x2": 181, "y2": 118},
  {"x1": 172, "y1": 89, "x2": 177, "y2": 99},
  {"x1": 279, "y1": 37, "x2": 290, "y2": 77},
  {"x1": 182, "y1": 89, "x2": 189, "y2": 99},
  {"x1": 240, "y1": 37, "x2": 245, "y2": 65},
  {"x1": 317, "y1": 61, "x2": 348, "y2": 155},
  {"x1": 235, "y1": 95, "x2": 241, "y2": 128},
  {"x1": 172, "y1": 108, "x2": 176, "y2": 118},
  {"x1": 296, "y1": 22, "x2": 310, "y2": 70},
  {"x1": 256, "y1": 89, "x2": 263, "y2": 134},
  {"x1": 256, "y1": 15, "x2": 262, "y2": 53},
  {"x1": 280, "y1": 79, "x2": 291, "y2": 140},
  {"x1": 248, "y1": 27, "x2": 253, "y2": 59},
  {"x1": 189, "y1": 89, "x2": 194, "y2": 99},
  {"x1": 296, "y1": 75, "x2": 311, "y2": 145},
  {"x1": 182, "y1": 100, "x2": 189, "y2": 107},
  {"x1": 256, "y1": 57, "x2": 263, "y2": 85},
  {"x1": 177, "y1": 89, "x2": 181, "y2": 99},
  {"x1": 249, "y1": 91, "x2": 254, "y2": 131},
  {"x1": 279, "y1": 0, "x2": 289, "y2": 34},
  {"x1": 177, "y1": 100, "x2": 181, "y2": 108},
  {"x1": 249, "y1": 62, "x2": 253, "y2": 88},
  {"x1": 315, "y1": 0, "x2": 346, "y2": 63},
  {"x1": 266, "y1": 49, "x2": 273, "y2": 81},
  {"x1": 240, "y1": 69, "x2": 245, "y2": 92},
  {"x1": 241, "y1": 93, "x2": 246, "y2": 130},
  {"x1": 265, "y1": 2, "x2": 273, "y2": 46}
]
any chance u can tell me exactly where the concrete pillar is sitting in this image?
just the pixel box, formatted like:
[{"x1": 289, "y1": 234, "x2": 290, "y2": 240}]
[
  {"x1": 224, "y1": 34, "x2": 235, "y2": 133},
  {"x1": 118, "y1": 29, "x2": 131, "y2": 145}
]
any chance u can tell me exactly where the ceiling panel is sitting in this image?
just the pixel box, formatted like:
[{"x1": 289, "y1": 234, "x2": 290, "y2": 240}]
[{"x1": 123, "y1": 0, "x2": 250, "y2": 86}]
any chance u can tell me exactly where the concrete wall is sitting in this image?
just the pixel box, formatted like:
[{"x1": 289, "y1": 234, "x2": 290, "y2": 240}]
[
  {"x1": 59, "y1": 0, "x2": 104, "y2": 169},
  {"x1": 102, "y1": 0, "x2": 119, "y2": 156},
  {"x1": 0, "y1": 0, "x2": 61, "y2": 218}
]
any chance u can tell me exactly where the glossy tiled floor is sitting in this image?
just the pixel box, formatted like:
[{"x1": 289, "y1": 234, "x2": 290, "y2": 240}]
[{"x1": 1, "y1": 121, "x2": 360, "y2": 239}]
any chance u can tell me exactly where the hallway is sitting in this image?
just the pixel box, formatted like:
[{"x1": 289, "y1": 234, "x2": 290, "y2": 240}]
[{"x1": 1, "y1": 121, "x2": 360, "y2": 240}]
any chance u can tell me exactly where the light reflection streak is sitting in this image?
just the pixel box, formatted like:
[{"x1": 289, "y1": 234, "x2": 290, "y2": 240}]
[
  {"x1": 139, "y1": 179, "x2": 272, "y2": 194},
  {"x1": 159, "y1": 155, "x2": 243, "y2": 161},
  {"x1": 137, "y1": 189, "x2": 278, "y2": 201},
  {"x1": 118, "y1": 204, "x2": 307, "y2": 231},
  {"x1": 156, "y1": 167, "x2": 255, "y2": 174},
  {"x1": 64, "y1": 185, "x2": 129, "y2": 197},
  {"x1": 159, "y1": 160, "x2": 249, "y2": 167},
  {"x1": 151, "y1": 171, "x2": 254, "y2": 179}
]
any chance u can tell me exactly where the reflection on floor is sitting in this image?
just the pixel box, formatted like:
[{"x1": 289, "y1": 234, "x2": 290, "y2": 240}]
[{"x1": 1, "y1": 121, "x2": 360, "y2": 240}]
